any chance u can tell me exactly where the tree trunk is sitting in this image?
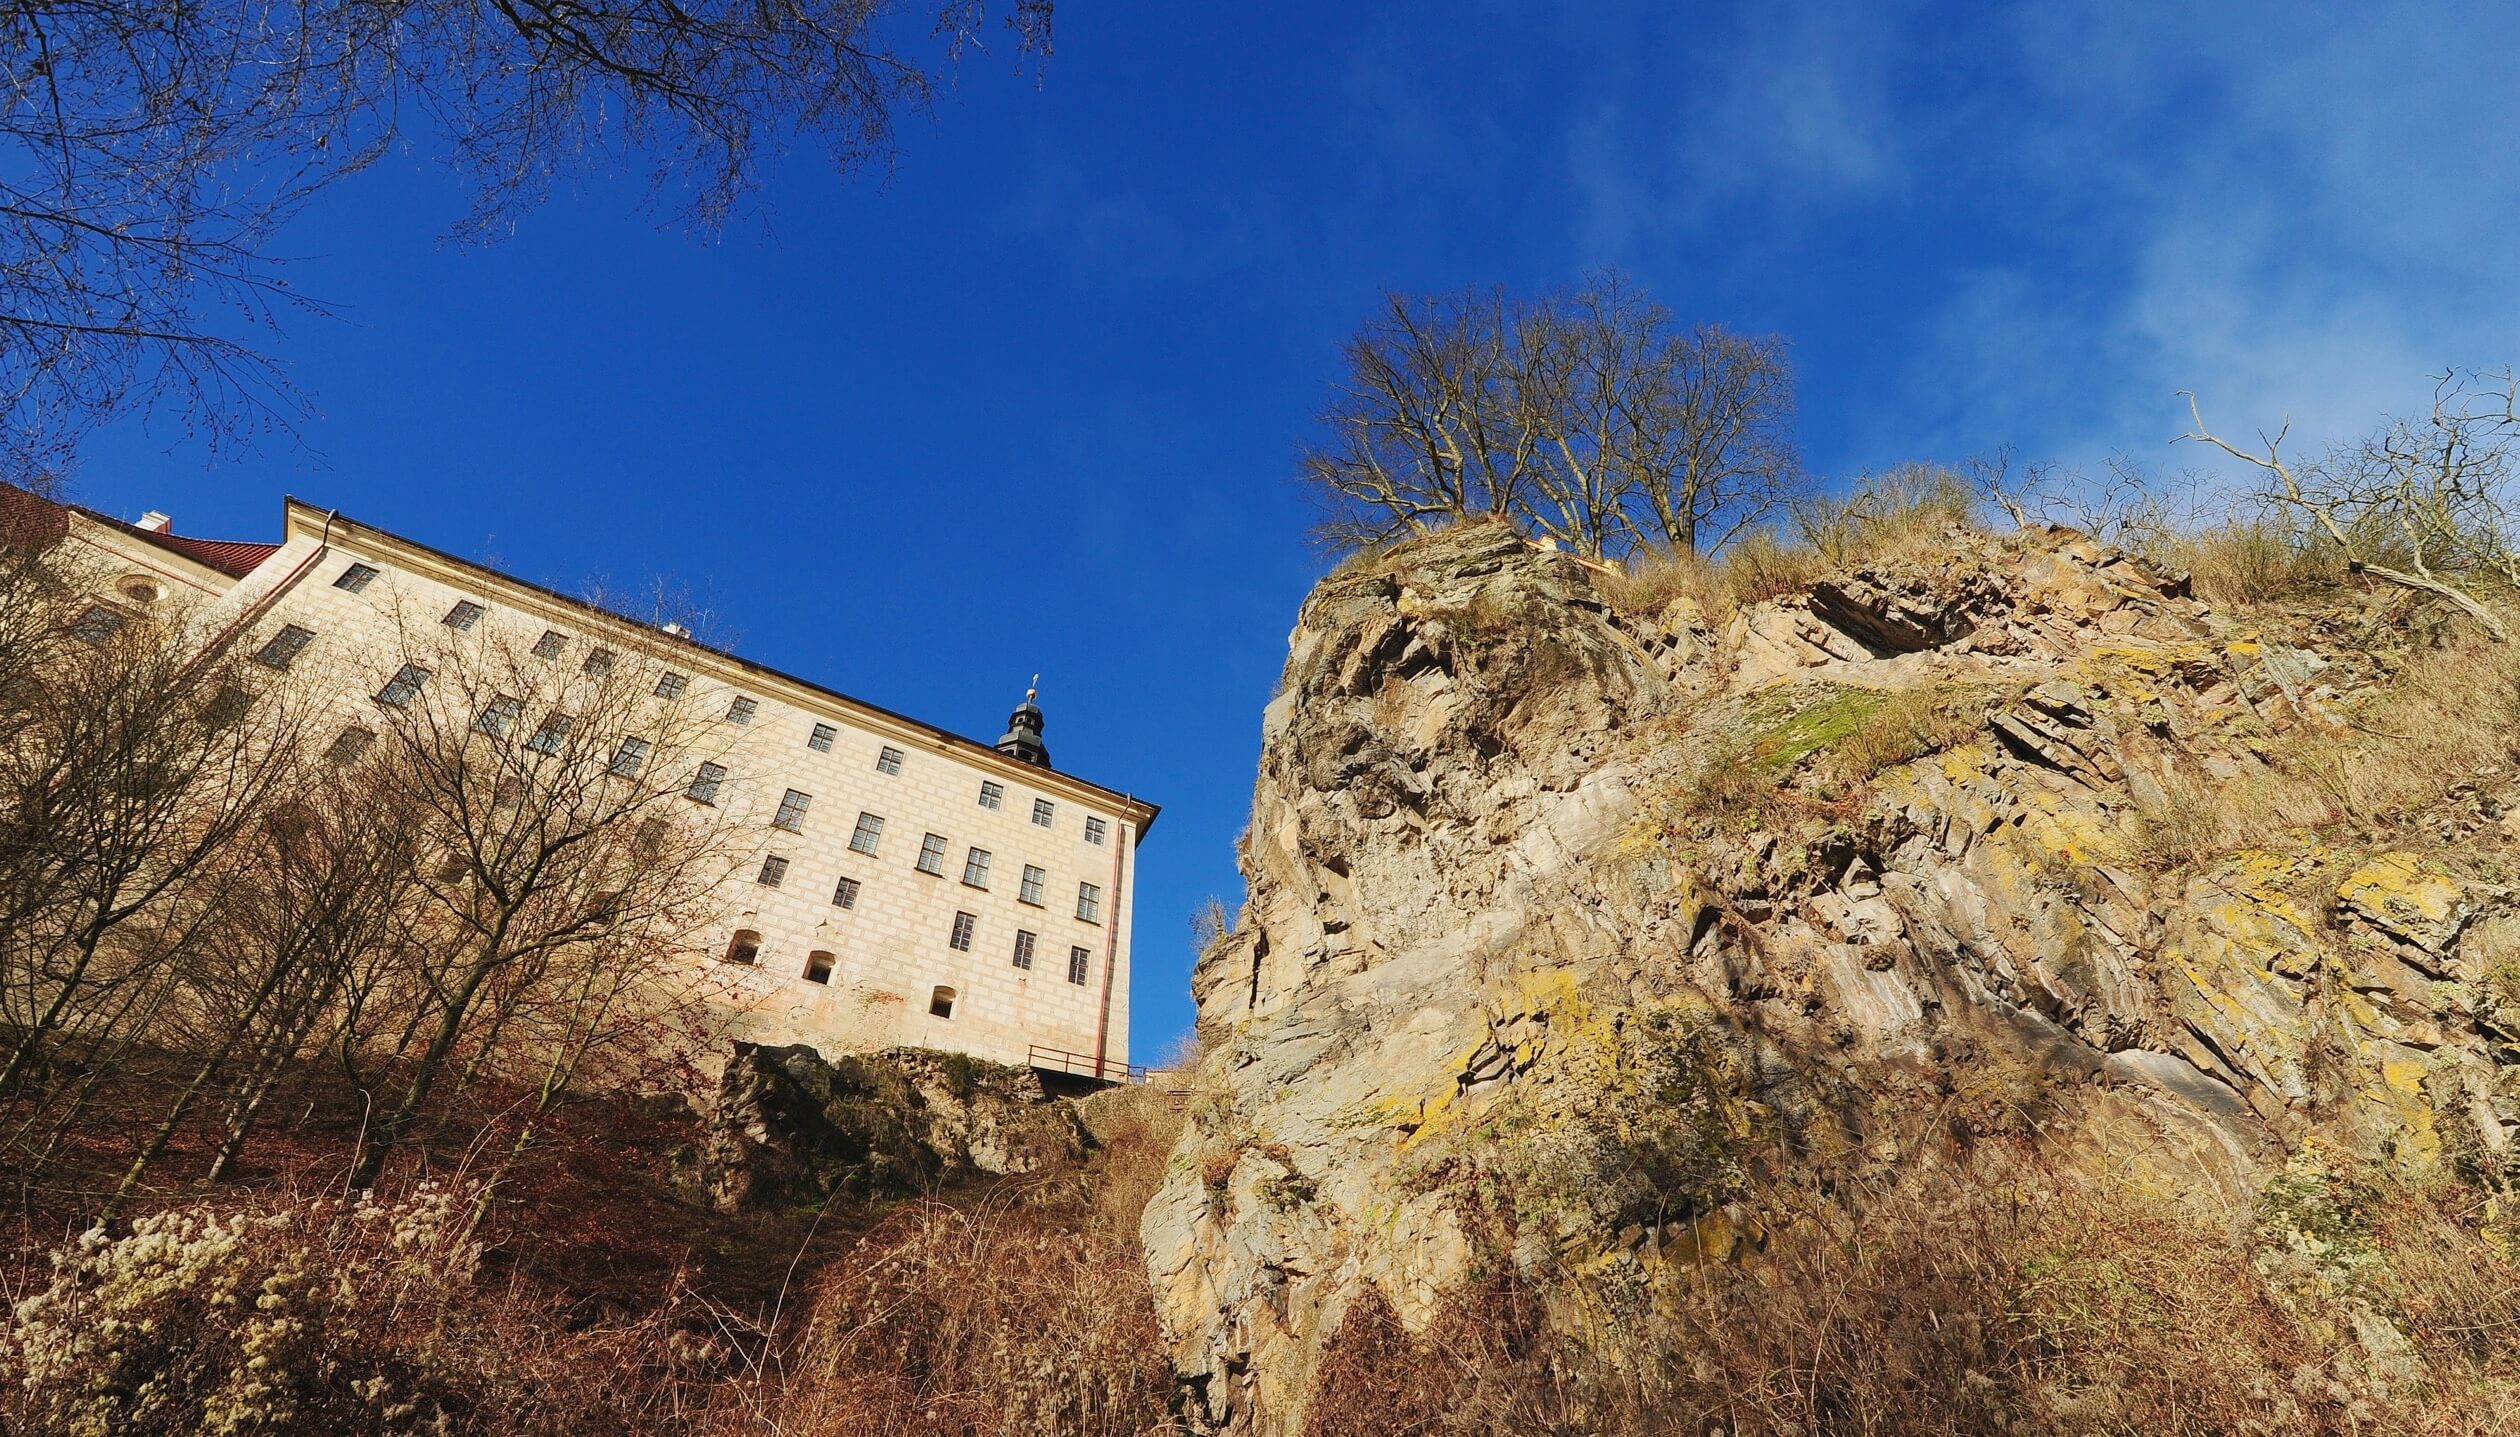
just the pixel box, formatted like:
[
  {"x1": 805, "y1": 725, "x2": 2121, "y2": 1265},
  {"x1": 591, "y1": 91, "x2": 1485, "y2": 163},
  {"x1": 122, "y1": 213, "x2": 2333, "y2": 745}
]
[{"x1": 347, "y1": 949, "x2": 499, "y2": 1191}]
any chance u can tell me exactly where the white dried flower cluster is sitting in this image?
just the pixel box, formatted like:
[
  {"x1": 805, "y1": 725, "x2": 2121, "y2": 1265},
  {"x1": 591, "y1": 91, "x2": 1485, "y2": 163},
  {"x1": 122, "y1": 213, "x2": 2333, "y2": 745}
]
[{"x1": 5, "y1": 1183, "x2": 485, "y2": 1437}]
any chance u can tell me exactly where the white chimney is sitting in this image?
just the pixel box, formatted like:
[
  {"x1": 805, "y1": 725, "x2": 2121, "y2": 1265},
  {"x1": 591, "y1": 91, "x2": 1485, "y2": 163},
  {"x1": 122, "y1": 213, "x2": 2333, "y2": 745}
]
[
  {"x1": 662, "y1": 622, "x2": 690, "y2": 638},
  {"x1": 136, "y1": 511, "x2": 172, "y2": 533}
]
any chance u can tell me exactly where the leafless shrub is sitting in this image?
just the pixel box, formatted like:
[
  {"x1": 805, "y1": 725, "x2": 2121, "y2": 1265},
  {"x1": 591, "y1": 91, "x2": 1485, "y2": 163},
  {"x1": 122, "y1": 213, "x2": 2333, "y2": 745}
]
[
  {"x1": 1, "y1": 1180, "x2": 712, "y2": 1436},
  {"x1": 2185, "y1": 371, "x2": 2520, "y2": 639}
]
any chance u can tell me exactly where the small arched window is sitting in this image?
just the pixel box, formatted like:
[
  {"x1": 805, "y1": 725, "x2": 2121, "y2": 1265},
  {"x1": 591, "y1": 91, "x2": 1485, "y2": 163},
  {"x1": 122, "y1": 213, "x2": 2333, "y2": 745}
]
[
  {"x1": 928, "y1": 985, "x2": 956, "y2": 1019},
  {"x1": 725, "y1": 930, "x2": 761, "y2": 966},
  {"x1": 803, "y1": 950, "x2": 834, "y2": 985}
]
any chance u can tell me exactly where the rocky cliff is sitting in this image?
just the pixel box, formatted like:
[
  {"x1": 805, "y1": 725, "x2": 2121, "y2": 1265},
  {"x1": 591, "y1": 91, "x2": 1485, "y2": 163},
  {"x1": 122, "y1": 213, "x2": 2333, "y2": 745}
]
[{"x1": 1143, "y1": 519, "x2": 2520, "y2": 1433}]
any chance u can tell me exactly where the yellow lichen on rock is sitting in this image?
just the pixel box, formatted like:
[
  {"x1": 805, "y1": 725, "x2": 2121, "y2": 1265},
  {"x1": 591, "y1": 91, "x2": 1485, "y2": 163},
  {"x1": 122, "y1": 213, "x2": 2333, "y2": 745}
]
[{"x1": 2338, "y1": 852, "x2": 2469, "y2": 954}]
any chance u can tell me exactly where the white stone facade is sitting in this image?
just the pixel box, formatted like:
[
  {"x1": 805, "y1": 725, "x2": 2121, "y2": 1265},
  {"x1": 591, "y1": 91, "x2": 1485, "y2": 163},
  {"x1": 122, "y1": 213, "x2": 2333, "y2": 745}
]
[{"x1": 45, "y1": 494, "x2": 1154, "y2": 1079}]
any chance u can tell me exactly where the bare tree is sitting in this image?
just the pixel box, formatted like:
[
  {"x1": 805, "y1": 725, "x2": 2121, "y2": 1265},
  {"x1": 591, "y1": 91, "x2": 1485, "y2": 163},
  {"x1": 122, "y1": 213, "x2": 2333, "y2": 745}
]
[
  {"x1": 343, "y1": 601, "x2": 736, "y2": 1190},
  {"x1": 1303, "y1": 273, "x2": 1803, "y2": 560},
  {"x1": 106, "y1": 757, "x2": 429, "y2": 1212},
  {"x1": 1301, "y1": 288, "x2": 1537, "y2": 551},
  {"x1": 0, "y1": 598, "x2": 298, "y2": 1109},
  {"x1": 2183, "y1": 374, "x2": 2520, "y2": 640},
  {"x1": 0, "y1": 0, "x2": 1054, "y2": 468}
]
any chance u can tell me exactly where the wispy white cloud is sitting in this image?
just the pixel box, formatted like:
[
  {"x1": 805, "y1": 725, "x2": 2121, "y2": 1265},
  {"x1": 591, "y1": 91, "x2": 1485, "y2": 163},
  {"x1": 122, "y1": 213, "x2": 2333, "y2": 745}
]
[
  {"x1": 1880, "y1": 1, "x2": 2520, "y2": 475},
  {"x1": 1566, "y1": 0, "x2": 2520, "y2": 486},
  {"x1": 1566, "y1": 0, "x2": 1920, "y2": 251}
]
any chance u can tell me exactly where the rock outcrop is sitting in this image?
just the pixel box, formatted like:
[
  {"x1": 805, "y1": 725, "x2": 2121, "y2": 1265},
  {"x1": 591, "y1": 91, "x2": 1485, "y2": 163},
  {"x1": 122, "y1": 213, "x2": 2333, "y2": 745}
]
[
  {"x1": 1143, "y1": 519, "x2": 2520, "y2": 1434},
  {"x1": 704, "y1": 1042, "x2": 1087, "y2": 1210}
]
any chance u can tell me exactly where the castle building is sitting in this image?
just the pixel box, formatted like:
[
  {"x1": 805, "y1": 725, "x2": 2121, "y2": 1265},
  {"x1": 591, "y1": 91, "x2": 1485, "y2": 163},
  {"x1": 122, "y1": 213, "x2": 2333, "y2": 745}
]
[{"x1": 23, "y1": 489, "x2": 1156, "y2": 1082}]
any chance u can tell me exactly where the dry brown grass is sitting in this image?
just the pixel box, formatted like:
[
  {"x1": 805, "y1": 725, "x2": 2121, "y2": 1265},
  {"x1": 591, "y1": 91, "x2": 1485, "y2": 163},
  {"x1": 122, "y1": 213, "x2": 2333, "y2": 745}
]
[
  {"x1": 702, "y1": 1092, "x2": 1189, "y2": 1437},
  {"x1": 2158, "y1": 515, "x2": 2346, "y2": 609},
  {"x1": 1300, "y1": 1148, "x2": 2520, "y2": 1437},
  {"x1": 2123, "y1": 627, "x2": 2520, "y2": 873},
  {"x1": 703, "y1": 1186, "x2": 1180, "y2": 1437},
  {"x1": 1793, "y1": 462, "x2": 1984, "y2": 567},
  {"x1": 1603, "y1": 467, "x2": 1983, "y2": 625},
  {"x1": 1821, "y1": 685, "x2": 1992, "y2": 786}
]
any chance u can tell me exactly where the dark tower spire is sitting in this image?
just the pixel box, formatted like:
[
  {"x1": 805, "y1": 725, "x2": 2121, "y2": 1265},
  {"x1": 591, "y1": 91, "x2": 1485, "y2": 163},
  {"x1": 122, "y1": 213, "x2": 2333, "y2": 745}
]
[{"x1": 995, "y1": 676, "x2": 1051, "y2": 769}]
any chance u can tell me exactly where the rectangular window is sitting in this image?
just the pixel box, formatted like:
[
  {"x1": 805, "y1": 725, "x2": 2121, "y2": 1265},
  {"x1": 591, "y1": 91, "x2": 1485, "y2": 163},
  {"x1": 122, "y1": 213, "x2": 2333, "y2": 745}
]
[
  {"x1": 1085, "y1": 816, "x2": 1108, "y2": 846},
  {"x1": 916, "y1": 833, "x2": 948, "y2": 875},
  {"x1": 582, "y1": 647, "x2": 615, "y2": 676},
  {"x1": 531, "y1": 629, "x2": 567, "y2": 659},
  {"x1": 1032, "y1": 798, "x2": 1055, "y2": 828},
  {"x1": 808, "y1": 722, "x2": 837, "y2": 752},
  {"x1": 949, "y1": 911, "x2": 976, "y2": 952},
  {"x1": 726, "y1": 696, "x2": 757, "y2": 724},
  {"x1": 443, "y1": 600, "x2": 484, "y2": 630},
  {"x1": 526, "y1": 713, "x2": 572, "y2": 754},
  {"x1": 332, "y1": 562, "x2": 379, "y2": 592},
  {"x1": 475, "y1": 695, "x2": 521, "y2": 737},
  {"x1": 1076, "y1": 881, "x2": 1102, "y2": 924},
  {"x1": 326, "y1": 726, "x2": 373, "y2": 763},
  {"x1": 70, "y1": 606, "x2": 125, "y2": 643},
  {"x1": 609, "y1": 737, "x2": 650, "y2": 777},
  {"x1": 688, "y1": 762, "x2": 727, "y2": 805},
  {"x1": 252, "y1": 624, "x2": 315, "y2": 669},
  {"x1": 376, "y1": 664, "x2": 430, "y2": 708},
  {"x1": 772, "y1": 788, "x2": 812, "y2": 832},
  {"x1": 1019, "y1": 865, "x2": 1045, "y2": 906},
  {"x1": 875, "y1": 745, "x2": 903, "y2": 775},
  {"x1": 757, "y1": 855, "x2": 789, "y2": 887},
  {"x1": 804, "y1": 951, "x2": 834, "y2": 984},
  {"x1": 978, "y1": 780, "x2": 1004, "y2": 810},
  {"x1": 1068, "y1": 946, "x2": 1091, "y2": 985},
  {"x1": 848, "y1": 812, "x2": 884, "y2": 855},
  {"x1": 654, "y1": 672, "x2": 688, "y2": 700},
  {"x1": 1012, "y1": 930, "x2": 1036, "y2": 970},
  {"x1": 962, "y1": 848, "x2": 991, "y2": 888},
  {"x1": 832, "y1": 876, "x2": 861, "y2": 909}
]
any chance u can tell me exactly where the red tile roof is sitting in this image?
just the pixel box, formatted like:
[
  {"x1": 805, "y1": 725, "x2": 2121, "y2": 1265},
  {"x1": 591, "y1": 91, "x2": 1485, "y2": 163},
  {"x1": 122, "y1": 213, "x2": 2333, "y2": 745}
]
[
  {"x1": 0, "y1": 482, "x2": 70, "y2": 550},
  {"x1": 0, "y1": 481, "x2": 279, "y2": 578},
  {"x1": 130, "y1": 530, "x2": 281, "y2": 578}
]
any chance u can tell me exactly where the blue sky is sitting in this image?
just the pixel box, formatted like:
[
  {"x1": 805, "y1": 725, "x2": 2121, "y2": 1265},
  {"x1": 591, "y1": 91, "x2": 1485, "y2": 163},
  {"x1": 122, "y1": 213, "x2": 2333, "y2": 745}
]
[{"x1": 68, "y1": 1, "x2": 2520, "y2": 1055}]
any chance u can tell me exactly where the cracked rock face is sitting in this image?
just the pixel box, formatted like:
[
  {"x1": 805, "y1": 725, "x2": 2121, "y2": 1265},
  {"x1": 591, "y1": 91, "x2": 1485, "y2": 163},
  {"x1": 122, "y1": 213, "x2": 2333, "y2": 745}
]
[
  {"x1": 704, "y1": 1043, "x2": 1085, "y2": 1210},
  {"x1": 1142, "y1": 520, "x2": 2520, "y2": 1435}
]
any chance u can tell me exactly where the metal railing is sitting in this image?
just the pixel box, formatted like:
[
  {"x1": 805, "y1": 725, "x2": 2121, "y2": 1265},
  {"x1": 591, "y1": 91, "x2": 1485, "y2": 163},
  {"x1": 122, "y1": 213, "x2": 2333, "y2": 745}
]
[{"x1": 1027, "y1": 1044, "x2": 1150, "y2": 1084}]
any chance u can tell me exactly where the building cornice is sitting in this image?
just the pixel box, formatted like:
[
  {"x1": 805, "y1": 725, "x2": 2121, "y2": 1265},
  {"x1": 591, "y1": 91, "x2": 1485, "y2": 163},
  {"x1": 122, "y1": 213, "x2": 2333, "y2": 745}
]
[{"x1": 277, "y1": 496, "x2": 1160, "y2": 837}]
